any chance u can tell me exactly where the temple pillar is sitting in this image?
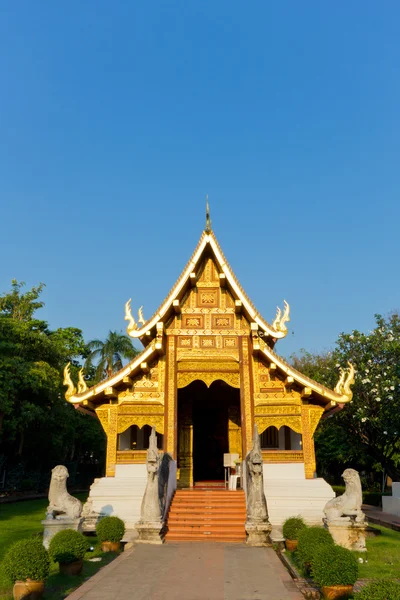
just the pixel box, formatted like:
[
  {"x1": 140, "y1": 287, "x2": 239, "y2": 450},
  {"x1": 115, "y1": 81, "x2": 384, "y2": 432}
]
[
  {"x1": 301, "y1": 405, "x2": 324, "y2": 479},
  {"x1": 165, "y1": 336, "x2": 177, "y2": 458},
  {"x1": 240, "y1": 337, "x2": 254, "y2": 454},
  {"x1": 105, "y1": 404, "x2": 118, "y2": 477}
]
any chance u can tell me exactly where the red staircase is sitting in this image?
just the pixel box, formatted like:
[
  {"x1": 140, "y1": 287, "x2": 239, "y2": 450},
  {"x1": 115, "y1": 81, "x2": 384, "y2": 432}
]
[{"x1": 165, "y1": 489, "x2": 246, "y2": 542}]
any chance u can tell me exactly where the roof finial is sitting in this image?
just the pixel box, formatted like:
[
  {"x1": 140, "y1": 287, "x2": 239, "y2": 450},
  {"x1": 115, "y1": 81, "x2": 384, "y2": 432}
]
[{"x1": 205, "y1": 194, "x2": 212, "y2": 232}]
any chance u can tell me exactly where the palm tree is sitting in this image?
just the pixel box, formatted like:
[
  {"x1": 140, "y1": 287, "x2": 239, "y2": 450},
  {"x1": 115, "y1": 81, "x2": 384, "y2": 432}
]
[{"x1": 85, "y1": 330, "x2": 139, "y2": 382}]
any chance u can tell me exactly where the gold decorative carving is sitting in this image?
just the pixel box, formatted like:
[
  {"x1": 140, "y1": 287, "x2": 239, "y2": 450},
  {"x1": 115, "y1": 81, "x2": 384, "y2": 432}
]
[
  {"x1": 63, "y1": 363, "x2": 76, "y2": 400},
  {"x1": 241, "y1": 337, "x2": 253, "y2": 453},
  {"x1": 177, "y1": 371, "x2": 240, "y2": 389},
  {"x1": 118, "y1": 404, "x2": 165, "y2": 415},
  {"x1": 262, "y1": 450, "x2": 303, "y2": 463},
  {"x1": 167, "y1": 336, "x2": 176, "y2": 455},
  {"x1": 223, "y1": 337, "x2": 237, "y2": 348},
  {"x1": 117, "y1": 415, "x2": 164, "y2": 435},
  {"x1": 255, "y1": 416, "x2": 302, "y2": 435},
  {"x1": 201, "y1": 337, "x2": 215, "y2": 347},
  {"x1": 117, "y1": 450, "x2": 147, "y2": 464},
  {"x1": 201, "y1": 293, "x2": 216, "y2": 304},
  {"x1": 272, "y1": 300, "x2": 290, "y2": 335},
  {"x1": 177, "y1": 360, "x2": 239, "y2": 371},
  {"x1": 301, "y1": 406, "x2": 317, "y2": 479},
  {"x1": 197, "y1": 288, "x2": 218, "y2": 308},
  {"x1": 254, "y1": 393, "x2": 301, "y2": 406},
  {"x1": 334, "y1": 362, "x2": 355, "y2": 401},
  {"x1": 179, "y1": 337, "x2": 192, "y2": 347},
  {"x1": 255, "y1": 405, "x2": 301, "y2": 416},
  {"x1": 125, "y1": 298, "x2": 138, "y2": 334},
  {"x1": 186, "y1": 317, "x2": 201, "y2": 327},
  {"x1": 309, "y1": 406, "x2": 325, "y2": 437},
  {"x1": 96, "y1": 408, "x2": 109, "y2": 434},
  {"x1": 212, "y1": 315, "x2": 233, "y2": 329},
  {"x1": 106, "y1": 406, "x2": 118, "y2": 477},
  {"x1": 77, "y1": 368, "x2": 87, "y2": 394}
]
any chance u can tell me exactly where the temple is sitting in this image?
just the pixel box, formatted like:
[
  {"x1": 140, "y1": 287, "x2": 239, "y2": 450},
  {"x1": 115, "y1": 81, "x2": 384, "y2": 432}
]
[{"x1": 64, "y1": 220, "x2": 354, "y2": 535}]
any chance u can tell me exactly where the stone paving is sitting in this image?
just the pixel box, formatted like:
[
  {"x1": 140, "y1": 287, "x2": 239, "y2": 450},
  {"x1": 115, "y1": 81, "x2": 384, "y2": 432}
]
[{"x1": 67, "y1": 543, "x2": 303, "y2": 600}]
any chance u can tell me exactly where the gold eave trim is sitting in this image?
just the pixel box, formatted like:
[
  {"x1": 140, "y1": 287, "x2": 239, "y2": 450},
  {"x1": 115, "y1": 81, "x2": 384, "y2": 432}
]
[
  {"x1": 66, "y1": 343, "x2": 157, "y2": 405},
  {"x1": 128, "y1": 231, "x2": 286, "y2": 340},
  {"x1": 258, "y1": 345, "x2": 351, "y2": 405}
]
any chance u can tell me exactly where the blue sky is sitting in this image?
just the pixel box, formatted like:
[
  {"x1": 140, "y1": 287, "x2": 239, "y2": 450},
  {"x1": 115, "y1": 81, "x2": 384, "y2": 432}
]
[{"x1": 1, "y1": 2, "x2": 399, "y2": 359}]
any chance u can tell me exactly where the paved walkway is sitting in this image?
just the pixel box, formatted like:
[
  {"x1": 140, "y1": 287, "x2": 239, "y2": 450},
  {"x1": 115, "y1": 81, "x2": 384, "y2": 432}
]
[
  {"x1": 67, "y1": 543, "x2": 303, "y2": 600},
  {"x1": 363, "y1": 503, "x2": 400, "y2": 531}
]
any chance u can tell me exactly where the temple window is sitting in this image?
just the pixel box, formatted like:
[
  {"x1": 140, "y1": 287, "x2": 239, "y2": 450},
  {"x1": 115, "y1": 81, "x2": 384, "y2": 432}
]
[
  {"x1": 260, "y1": 426, "x2": 279, "y2": 448},
  {"x1": 118, "y1": 425, "x2": 163, "y2": 451}
]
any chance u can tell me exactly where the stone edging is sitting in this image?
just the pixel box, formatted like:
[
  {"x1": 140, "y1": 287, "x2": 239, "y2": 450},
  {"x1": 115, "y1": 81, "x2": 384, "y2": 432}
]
[{"x1": 64, "y1": 547, "x2": 135, "y2": 600}]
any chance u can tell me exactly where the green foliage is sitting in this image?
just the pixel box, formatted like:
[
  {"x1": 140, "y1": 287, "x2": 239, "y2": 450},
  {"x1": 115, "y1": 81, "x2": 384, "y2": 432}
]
[
  {"x1": 96, "y1": 516, "x2": 125, "y2": 543},
  {"x1": 354, "y1": 579, "x2": 400, "y2": 600},
  {"x1": 0, "y1": 280, "x2": 106, "y2": 490},
  {"x1": 291, "y1": 312, "x2": 400, "y2": 482},
  {"x1": 297, "y1": 526, "x2": 334, "y2": 571},
  {"x1": 282, "y1": 516, "x2": 307, "y2": 540},
  {"x1": 3, "y1": 538, "x2": 50, "y2": 583},
  {"x1": 311, "y1": 544, "x2": 358, "y2": 587},
  {"x1": 85, "y1": 331, "x2": 138, "y2": 382},
  {"x1": 48, "y1": 529, "x2": 88, "y2": 564}
]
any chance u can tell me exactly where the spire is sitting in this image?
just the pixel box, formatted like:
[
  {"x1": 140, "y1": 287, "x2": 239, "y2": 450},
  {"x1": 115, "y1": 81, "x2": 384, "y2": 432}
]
[{"x1": 205, "y1": 195, "x2": 212, "y2": 232}]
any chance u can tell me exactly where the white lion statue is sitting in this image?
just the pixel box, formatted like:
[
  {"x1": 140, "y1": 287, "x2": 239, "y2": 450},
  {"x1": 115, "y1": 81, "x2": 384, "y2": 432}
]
[
  {"x1": 46, "y1": 465, "x2": 83, "y2": 520},
  {"x1": 324, "y1": 468, "x2": 365, "y2": 523}
]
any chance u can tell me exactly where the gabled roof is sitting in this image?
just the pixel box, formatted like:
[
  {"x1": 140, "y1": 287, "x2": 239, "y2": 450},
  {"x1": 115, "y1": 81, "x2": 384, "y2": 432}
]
[
  {"x1": 64, "y1": 342, "x2": 158, "y2": 405},
  {"x1": 126, "y1": 230, "x2": 289, "y2": 342},
  {"x1": 254, "y1": 340, "x2": 354, "y2": 407}
]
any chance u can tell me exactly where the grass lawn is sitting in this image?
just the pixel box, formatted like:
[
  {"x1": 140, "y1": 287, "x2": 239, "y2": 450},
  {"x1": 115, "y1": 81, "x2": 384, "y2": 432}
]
[
  {"x1": 0, "y1": 495, "x2": 119, "y2": 600},
  {"x1": 354, "y1": 525, "x2": 400, "y2": 579}
]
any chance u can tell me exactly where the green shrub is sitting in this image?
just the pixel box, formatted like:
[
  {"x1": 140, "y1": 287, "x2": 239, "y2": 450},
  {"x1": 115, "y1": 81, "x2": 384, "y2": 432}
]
[
  {"x1": 282, "y1": 516, "x2": 307, "y2": 540},
  {"x1": 311, "y1": 544, "x2": 358, "y2": 587},
  {"x1": 3, "y1": 538, "x2": 50, "y2": 583},
  {"x1": 49, "y1": 529, "x2": 88, "y2": 564},
  {"x1": 354, "y1": 579, "x2": 400, "y2": 600},
  {"x1": 297, "y1": 526, "x2": 334, "y2": 571},
  {"x1": 96, "y1": 516, "x2": 125, "y2": 543}
]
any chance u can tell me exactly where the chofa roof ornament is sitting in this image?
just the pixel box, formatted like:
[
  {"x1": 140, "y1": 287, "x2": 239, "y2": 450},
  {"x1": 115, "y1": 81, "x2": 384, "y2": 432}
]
[
  {"x1": 125, "y1": 298, "x2": 146, "y2": 337},
  {"x1": 272, "y1": 300, "x2": 290, "y2": 335},
  {"x1": 334, "y1": 362, "x2": 355, "y2": 402}
]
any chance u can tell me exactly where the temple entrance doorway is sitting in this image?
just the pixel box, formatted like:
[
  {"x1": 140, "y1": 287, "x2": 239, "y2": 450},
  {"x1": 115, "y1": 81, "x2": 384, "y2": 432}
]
[{"x1": 177, "y1": 379, "x2": 241, "y2": 487}]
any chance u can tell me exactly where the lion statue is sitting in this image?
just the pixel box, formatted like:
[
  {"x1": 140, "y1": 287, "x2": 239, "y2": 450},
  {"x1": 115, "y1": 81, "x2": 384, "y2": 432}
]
[
  {"x1": 324, "y1": 468, "x2": 365, "y2": 523},
  {"x1": 46, "y1": 465, "x2": 83, "y2": 520}
]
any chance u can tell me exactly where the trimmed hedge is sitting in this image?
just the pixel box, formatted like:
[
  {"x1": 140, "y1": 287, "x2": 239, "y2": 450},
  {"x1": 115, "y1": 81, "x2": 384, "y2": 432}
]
[
  {"x1": 354, "y1": 580, "x2": 400, "y2": 600},
  {"x1": 3, "y1": 538, "x2": 50, "y2": 583},
  {"x1": 49, "y1": 529, "x2": 88, "y2": 564},
  {"x1": 311, "y1": 544, "x2": 358, "y2": 587},
  {"x1": 297, "y1": 526, "x2": 334, "y2": 571},
  {"x1": 282, "y1": 516, "x2": 307, "y2": 540},
  {"x1": 96, "y1": 516, "x2": 125, "y2": 543}
]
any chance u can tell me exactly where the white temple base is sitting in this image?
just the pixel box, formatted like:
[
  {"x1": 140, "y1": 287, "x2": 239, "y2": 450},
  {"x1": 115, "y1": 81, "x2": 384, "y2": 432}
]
[
  {"x1": 263, "y1": 463, "x2": 335, "y2": 537},
  {"x1": 382, "y1": 482, "x2": 400, "y2": 516},
  {"x1": 81, "y1": 464, "x2": 147, "y2": 535}
]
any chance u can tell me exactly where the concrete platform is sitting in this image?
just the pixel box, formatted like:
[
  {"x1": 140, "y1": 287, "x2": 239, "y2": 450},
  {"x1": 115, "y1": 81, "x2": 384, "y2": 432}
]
[{"x1": 66, "y1": 542, "x2": 303, "y2": 600}]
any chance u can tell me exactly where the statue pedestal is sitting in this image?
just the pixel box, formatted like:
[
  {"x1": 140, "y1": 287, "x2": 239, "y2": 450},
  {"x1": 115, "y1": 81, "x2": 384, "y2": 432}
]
[
  {"x1": 135, "y1": 520, "x2": 164, "y2": 544},
  {"x1": 41, "y1": 517, "x2": 83, "y2": 549},
  {"x1": 325, "y1": 518, "x2": 368, "y2": 552},
  {"x1": 245, "y1": 521, "x2": 272, "y2": 547}
]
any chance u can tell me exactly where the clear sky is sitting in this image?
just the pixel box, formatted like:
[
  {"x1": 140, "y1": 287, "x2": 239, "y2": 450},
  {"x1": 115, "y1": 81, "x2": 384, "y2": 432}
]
[{"x1": 1, "y1": 2, "x2": 399, "y2": 359}]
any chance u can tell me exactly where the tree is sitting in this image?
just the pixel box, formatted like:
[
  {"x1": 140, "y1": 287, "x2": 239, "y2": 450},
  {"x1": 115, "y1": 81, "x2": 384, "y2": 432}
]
[
  {"x1": 85, "y1": 331, "x2": 139, "y2": 381},
  {"x1": 0, "y1": 281, "x2": 106, "y2": 488},
  {"x1": 291, "y1": 312, "x2": 400, "y2": 483}
]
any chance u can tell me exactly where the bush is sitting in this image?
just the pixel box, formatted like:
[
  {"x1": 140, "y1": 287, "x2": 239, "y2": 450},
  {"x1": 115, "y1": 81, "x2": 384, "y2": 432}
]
[
  {"x1": 282, "y1": 516, "x2": 307, "y2": 540},
  {"x1": 354, "y1": 580, "x2": 400, "y2": 600},
  {"x1": 96, "y1": 516, "x2": 125, "y2": 543},
  {"x1": 49, "y1": 529, "x2": 88, "y2": 564},
  {"x1": 297, "y1": 526, "x2": 334, "y2": 571},
  {"x1": 311, "y1": 544, "x2": 358, "y2": 587},
  {"x1": 3, "y1": 538, "x2": 50, "y2": 583}
]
